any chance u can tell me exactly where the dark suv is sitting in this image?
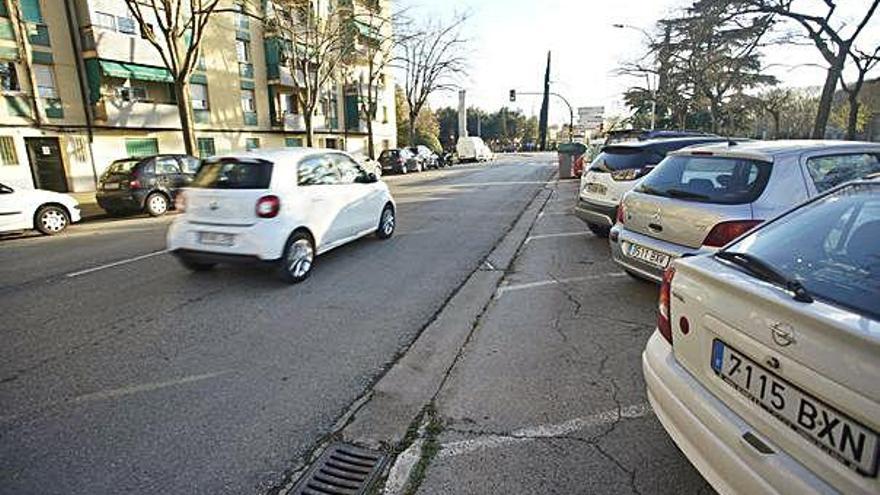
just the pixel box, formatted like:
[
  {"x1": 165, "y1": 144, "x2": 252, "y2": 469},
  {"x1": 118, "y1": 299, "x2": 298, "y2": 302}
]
[
  {"x1": 96, "y1": 154, "x2": 200, "y2": 216},
  {"x1": 378, "y1": 148, "x2": 420, "y2": 174}
]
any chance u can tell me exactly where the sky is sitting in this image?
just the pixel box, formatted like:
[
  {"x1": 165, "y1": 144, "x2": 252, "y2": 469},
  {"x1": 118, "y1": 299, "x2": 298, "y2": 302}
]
[{"x1": 399, "y1": 0, "x2": 880, "y2": 125}]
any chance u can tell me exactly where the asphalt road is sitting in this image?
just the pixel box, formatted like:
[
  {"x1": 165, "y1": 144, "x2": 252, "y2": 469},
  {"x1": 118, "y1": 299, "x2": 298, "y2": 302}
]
[{"x1": 0, "y1": 155, "x2": 556, "y2": 495}]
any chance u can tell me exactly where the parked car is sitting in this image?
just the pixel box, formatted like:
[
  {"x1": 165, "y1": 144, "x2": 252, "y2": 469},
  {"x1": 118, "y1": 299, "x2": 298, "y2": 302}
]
[
  {"x1": 456, "y1": 137, "x2": 494, "y2": 162},
  {"x1": 0, "y1": 182, "x2": 81, "y2": 235},
  {"x1": 352, "y1": 154, "x2": 382, "y2": 177},
  {"x1": 378, "y1": 148, "x2": 420, "y2": 174},
  {"x1": 576, "y1": 137, "x2": 727, "y2": 237},
  {"x1": 166, "y1": 148, "x2": 396, "y2": 283},
  {"x1": 96, "y1": 154, "x2": 200, "y2": 216},
  {"x1": 644, "y1": 179, "x2": 880, "y2": 495},
  {"x1": 409, "y1": 145, "x2": 440, "y2": 169},
  {"x1": 610, "y1": 140, "x2": 880, "y2": 282}
]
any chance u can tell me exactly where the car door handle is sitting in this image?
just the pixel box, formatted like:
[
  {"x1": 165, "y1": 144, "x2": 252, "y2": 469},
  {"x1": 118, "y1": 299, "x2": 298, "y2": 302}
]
[{"x1": 648, "y1": 223, "x2": 663, "y2": 232}]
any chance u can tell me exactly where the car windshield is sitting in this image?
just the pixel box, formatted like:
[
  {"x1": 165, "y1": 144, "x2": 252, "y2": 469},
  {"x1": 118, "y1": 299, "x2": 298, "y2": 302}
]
[
  {"x1": 379, "y1": 150, "x2": 398, "y2": 159},
  {"x1": 638, "y1": 155, "x2": 771, "y2": 204},
  {"x1": 191, "y1": 158, "x2": 273, "y2": 189},
  {"x1": 107, "y1": 159, "x2": 141, "y2": 174},
  {"x1": 724, "y1": 182, "x2": 880, "y2": 320},
  {"x1": 590, "y1": 147, "x2": 651, "y2": 172}
]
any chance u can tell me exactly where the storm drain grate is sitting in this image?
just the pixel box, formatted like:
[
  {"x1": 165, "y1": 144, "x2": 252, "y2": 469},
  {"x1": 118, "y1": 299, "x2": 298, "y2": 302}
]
[{"x1": 291, "y1": 442, "x2": 387, "y2": 495}]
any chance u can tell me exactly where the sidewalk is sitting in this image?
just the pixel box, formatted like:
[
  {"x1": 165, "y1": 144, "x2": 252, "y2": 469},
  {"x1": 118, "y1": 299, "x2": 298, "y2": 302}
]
[
  {"x1": 410, "y1": 179, "x2": 712, "y2": 494},
  {"x1": 69, "y1": 192, "x2": 106, "y2": 220}
]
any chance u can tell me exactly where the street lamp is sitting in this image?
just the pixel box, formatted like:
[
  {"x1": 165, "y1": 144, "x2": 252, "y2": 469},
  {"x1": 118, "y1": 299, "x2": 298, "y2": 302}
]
[{"x1": 613, "y1": 23, "x2": 657, "y2": 131}]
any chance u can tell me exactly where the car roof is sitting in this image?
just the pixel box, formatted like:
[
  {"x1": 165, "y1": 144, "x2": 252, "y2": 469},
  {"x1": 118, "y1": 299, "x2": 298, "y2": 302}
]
[
  {"x1": 604, "y1": 136, "x2": 727, "y2": 150},
  {"x1": 209, "y1": 147, "x2": 348, "y2": 164},
  {"x1": 670, "y1": 139, "x2": 880, "y2": 162}
]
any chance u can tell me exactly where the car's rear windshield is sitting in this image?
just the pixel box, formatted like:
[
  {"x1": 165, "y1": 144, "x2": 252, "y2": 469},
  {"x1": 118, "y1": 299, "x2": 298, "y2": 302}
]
[
  {"x1": 589, "y1": 147, "x2": 653, "y2": 172},
  {"x1": 191, "y1": 159, "x2": 273, "y2": 189},
  {"x1": 380, "y1": 150, "x2": 398, "y2": 159},
  {"x1": 107, "y1": 159, "x2": 141, "y2": 174},
  {"x1": 638, "y1": 155, "x2": 771, "y2": 204},
  {"x1": 724, "y1": 183, "x2": 880, "y2": 320}
]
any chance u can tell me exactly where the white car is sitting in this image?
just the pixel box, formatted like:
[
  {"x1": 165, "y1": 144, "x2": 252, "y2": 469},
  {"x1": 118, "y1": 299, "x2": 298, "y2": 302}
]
[
  {"x1": 456, "y1": 137, "x2": 494, "y2": 163},
  {"x1": 0, "y1": 182, "x2": 81, "y2": 235},
  {"x1": 166, "y1": 148, "x2": 396, "y2": 283},
  {"x1": 644, "y1": 179, "x2": 879, "y2": 494}
]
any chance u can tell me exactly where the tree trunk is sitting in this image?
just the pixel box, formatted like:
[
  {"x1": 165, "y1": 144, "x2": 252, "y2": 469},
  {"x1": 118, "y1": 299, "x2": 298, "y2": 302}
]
[
  {"x1": 304, "y1": 111, "x2": 314, "y2": 147},
  {"x1": 846, "y1": 93, "x2": 860, "y2": 140},
  {"x1": 771, "y1": 111, "x2": 780, "y2": 140},
  {"x1": 174, "y1": 80, "x2": 196, "y2": 156},
  {"x1": 366, "y1": 114, "x2": 375, "y2": 159},
  {"x1": 813, "y1": 53, "x2": 846, "y2": 140},
  {"x1": 408, "y1": 109, "x2": 418, "y2": 146}
]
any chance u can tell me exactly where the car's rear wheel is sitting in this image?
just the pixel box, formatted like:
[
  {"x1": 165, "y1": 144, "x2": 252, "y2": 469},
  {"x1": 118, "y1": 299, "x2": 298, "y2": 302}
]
[
  {"x1": 145, "y1": 192, "x2": 169, "y2": 216},
  {"x1": 377, "y1": 204, "x2": 395, "y2": 239},
  {"x1": 279, "y1": 232, "x2": 315, "y2": 284},
  {"x1": 587, "y1": 223, "x2": 610, "y2": 238},
  {"x1": 35, "y1": 205, "x2": 69, "y2": 235},
  {"x1": 177, "y1": 253, "x2": 216, "y2": 271}
]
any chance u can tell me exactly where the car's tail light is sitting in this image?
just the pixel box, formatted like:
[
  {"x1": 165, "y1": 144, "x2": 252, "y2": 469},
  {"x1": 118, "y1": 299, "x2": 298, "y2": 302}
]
[
  {"x1": 702, "y1": 220, "x2": 762, "y2": 248},
  {"x1": 256, "y1": 195, "x2": 281, "y2": 218},
  {"x1": 615, "y1": 203, "x2": 626, "y2": 225},
  {"x1": 175, "y1": 191, "x2": 186, "y2": 212},
  {"x1": 657, "y1": 266, "x2": 675, "y2": 344},
  {"x1": 129, "y1": 179, "x2": 141, "y2": 189}
]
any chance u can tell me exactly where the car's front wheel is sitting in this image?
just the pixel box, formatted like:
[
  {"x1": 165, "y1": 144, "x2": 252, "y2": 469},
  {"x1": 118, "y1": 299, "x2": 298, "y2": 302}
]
[
  {"x1": 279, "y1": 232, "x2": 315, "y2": 284},
  {"x1": 35, "y1": 205, "x2": 69, "y2": 235},
  {"x1": 377, "y1": 204, "x2": 395, "y2": 239},
  {"x1": 145, "y1": 192, "x2": 169, "y2": 216}
]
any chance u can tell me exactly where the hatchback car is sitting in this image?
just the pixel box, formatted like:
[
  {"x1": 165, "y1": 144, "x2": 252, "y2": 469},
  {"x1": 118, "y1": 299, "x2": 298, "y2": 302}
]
[
  {"x1": 576, "y1": 137, "x2": 727, "y2": 237},
  {"x1": 166, "y1": 148, "x2": 396, "y2": 283},
  {"x1": 96, "y1": 154, "x2": 200, "y2": 216},
  {"x1": 378, "y1": 148, "x2": 420, "y2": 174},
  {"x1": 610, "y1": 140, "x2": 880, "y2": 282},
  {"x1": 0, "y1": 182, "x2": 81, "y2": 235},
  {"x1": 645, "y1": 180, "x2": 880, "y2": 495}
]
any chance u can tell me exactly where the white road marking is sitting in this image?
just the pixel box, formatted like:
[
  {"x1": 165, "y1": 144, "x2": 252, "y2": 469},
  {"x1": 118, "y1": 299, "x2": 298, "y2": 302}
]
[
  {"x1": 483, "y1": 260, "x2": 496, "y2": 271},
  {"x1": 438, "y1": 403, "x2": 652, "y2": 459},
  {"x1": 65, "y1": 249, "x2": 169, "y2": 278},
  {"x1": 524, "y1": 232, "x2": 586, "y2": 244},
  {"x1": 496, "y1": 273, "x2": 627, "y2": 297}
]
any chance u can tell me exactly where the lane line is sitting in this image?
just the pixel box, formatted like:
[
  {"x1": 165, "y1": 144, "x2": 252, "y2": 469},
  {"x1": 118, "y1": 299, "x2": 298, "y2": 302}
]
[
  {"x1": 524, "y1": 231, "x2": 587, "y2": 244},
  {"x1": 496, "y1": 273, "x2": 627, "y2": 297},
  {"x1": 65, "y1": 249, "x2": 169, "y2": 278},
  {"x1": 438, "y1": 403, "x2": 651, "y2": 458}
]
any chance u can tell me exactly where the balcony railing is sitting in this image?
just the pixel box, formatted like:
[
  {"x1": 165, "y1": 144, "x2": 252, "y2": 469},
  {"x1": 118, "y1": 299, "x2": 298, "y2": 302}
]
[{"x1": 94, "y1": 99, "x2": 181, "y2": 128}]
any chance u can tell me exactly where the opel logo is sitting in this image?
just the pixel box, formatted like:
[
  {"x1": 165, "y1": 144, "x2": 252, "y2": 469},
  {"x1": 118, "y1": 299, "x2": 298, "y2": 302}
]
[
  {"x1": 209, "y1": 201, "x2": 219, "y2": 211},
  {"x1": 770, "y1": 322, "x2": 796, "y2": 347}
]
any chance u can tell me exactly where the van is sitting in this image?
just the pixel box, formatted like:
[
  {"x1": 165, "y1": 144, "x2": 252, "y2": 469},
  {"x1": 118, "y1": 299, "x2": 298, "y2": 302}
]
[{"x1": 456, "y1": 137, "x2": 494, "y2": 163}]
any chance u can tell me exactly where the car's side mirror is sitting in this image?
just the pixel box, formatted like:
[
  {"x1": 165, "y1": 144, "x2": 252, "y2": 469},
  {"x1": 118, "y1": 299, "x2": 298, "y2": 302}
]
[{"x1": 366, "y1": 172, "x2": 378, "y2": 183}]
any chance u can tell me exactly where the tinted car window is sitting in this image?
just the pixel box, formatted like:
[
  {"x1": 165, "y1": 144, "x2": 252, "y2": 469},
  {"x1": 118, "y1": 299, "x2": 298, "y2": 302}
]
[
  {"x1": 724, "y1": 183, "x2": 880, "y2": 320},
  {"x1": 179, "y1": 157, "x2": 201, "y2": 174},
  {"x1": 806, "y1": 153, "x2": 880, "y2": 193},
  {"x1": 590, "y1": 147, "x2": 651, "y2": 172},
  {"x1": 107, "y1": 159, "x2": 141, "y2": 174},
  {"x1": 638, "y1": 155, "x2": 771, "y2": 204},
  {"x1": 192, "y1": 159, "x2": 273, "y2": 189},
  {"x1": 155, "y1": 157, "x2": 180, "y2": 175},
  {"x1": 298, "y1": 154, "x2": 339, "y2": 186},
  {"x1": 379, "y1": 150, "x2": 399, "y2": 160}
]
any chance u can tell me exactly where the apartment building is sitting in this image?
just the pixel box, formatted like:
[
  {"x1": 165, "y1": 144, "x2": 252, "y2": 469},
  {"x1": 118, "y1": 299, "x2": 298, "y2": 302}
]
[{"x1": 0, "y1": 0, "x2": 397, "y2": 193}]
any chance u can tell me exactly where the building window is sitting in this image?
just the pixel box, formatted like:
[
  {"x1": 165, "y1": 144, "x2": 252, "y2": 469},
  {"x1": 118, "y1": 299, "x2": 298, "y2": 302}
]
[
  {"x1": 0, "y1": 136, "x2": 18, "y2": 165},
  {"x1": 245, "y1": 138, "x2": 260, "y2": 151},
  {"x1": 197, "y1": 137, "x2": 215, "y2": 158},
  {"x1": 234, "y1": 3, "x2": 250, "y2": 30},
  {"x1": 125, "y1": 138, "x2": 159, "y2": 158},
  {"x1": 33, "y1": 64, "x2": 57, "y2": 98},
  {"x1": 29, "y1": 24, "x2": 51, "y2": 46},
  {"x1": 116, "y1": 86, "x2": 148, "y2": 102},
  {"x1": 117, "y1": 16, "x2": 137, "y2": 34},
  {"x1": 236, "y1": 39, "x2": 250, "y2": 63},
  {"x1": 94, "y1": 12, "x2": 116, "y2": 30},
  {"x1": 240, "y1": 89, "x2": 256, "y2": 113},
  {"x1": 190, "y1": 82, "x2": 209, "y2": 110},
  {"x1": 0, "y1": 62, "x2": 19, "y2": 91},
  {"x1": 280, "y1": 93, "x2": 298, "y2": 115},
  {"x1": 382, "y1": 105, "x2": 388, "y2": 123},
  {"x1": 285, "y1": 137, "x2": 302, "y2": 147}
]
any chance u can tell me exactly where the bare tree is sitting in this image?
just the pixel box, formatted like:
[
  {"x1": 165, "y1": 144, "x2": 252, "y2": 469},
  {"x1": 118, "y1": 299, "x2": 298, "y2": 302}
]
[
  {"x1": 124, "y1": 0, "x2": 224, "y2": 156},
  {"x1": 742, "y1": 0, "x2": 880, "y2": 139},
  {"x1": 399, "y1": 14, "x2": 467, "y2": 145},
  {"x1": 839, "y1": 46, "x2": 880, "y2": 140},
  {"x1": 268, "y1": 0, "x2": 348, "y2": 147}
]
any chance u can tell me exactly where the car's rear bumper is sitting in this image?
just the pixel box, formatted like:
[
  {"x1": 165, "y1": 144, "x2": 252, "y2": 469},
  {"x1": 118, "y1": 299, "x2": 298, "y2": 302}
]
[
  {"x1": 166, "y1": 217, "x2": 288, "y2": 261},
  {"x1": 643, "y1": 332, "x2": 838, "y2": 495},
  {"x1": 170, "y1": 248, "x2": 270, "y2": 265},
  {"x1": 573, "y1": 197, "x2": 616, "y2": 227},
  {"x1": 610, "y1": 226, "x2": 711, "y2": 283}
]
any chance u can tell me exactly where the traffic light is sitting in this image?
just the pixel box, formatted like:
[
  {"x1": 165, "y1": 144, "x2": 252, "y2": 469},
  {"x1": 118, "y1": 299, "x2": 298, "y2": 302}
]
[{"x1": 509, "y1": 89, "x2": 516, "y2": 102}]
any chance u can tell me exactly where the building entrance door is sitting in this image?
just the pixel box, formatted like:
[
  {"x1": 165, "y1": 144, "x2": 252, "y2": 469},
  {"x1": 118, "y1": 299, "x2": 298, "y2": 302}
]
[{"x1": 25, "y1": 137, "x2": 68, "y2": 192}]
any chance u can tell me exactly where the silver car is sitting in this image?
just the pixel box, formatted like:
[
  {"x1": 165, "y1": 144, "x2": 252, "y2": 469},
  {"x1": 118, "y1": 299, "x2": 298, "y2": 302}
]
[{"x1": 610, "y1": 140, "x2": 880, "y2": 282}]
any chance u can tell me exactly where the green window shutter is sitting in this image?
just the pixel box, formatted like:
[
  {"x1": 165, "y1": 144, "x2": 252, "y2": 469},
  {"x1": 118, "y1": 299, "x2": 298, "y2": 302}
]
[
  {"x1": 84, "y1": 58, "x2": 101, "y2": 103},
  {"x1": 197, "y1": 137, "x2": 215, "y2": 158},
  {"x1": 125, "y1": 138, "x2": 159, "y2": 157},
  {"x1": 239, "y1": 63, "x2": 254, "y2": 79},
  {"x1": 0, "y1": 19, "x2": 14, "y2": 40},
  {"x1": 245, "y1": 138, "x2": 259, "y2": 150},
  {"x1": 189, "y1": 73, "x2": 207, "y2": 84},
  {"x1": 285, "y1": 137, "x2": 302, "y2": 147},
  {"x1": 44, "y1": 98, "x2": 63, "y2": 118},
  {"x1": 243, "y1": 112, "x2": 257, "y2": 126},
  {"x1": 5, "y1": 95, "x2": 31, "y2": 117},
  {"x1": 29, "y1": 24, "x2": 50, "y2": 46},
  {"x1": 20, "y1": 0, "x2": 43, "y2": 23},
  {"x1": 240, "y1": 79, "x2": 255, "y2": 90},
  {"x1": 344, "y1": 95, "x2": 359, "y2": 131},
  {"x1": 0, "y1": 2, "x2": 8, "y2": 17},
  {"x1": 31, "y1": 50, "x2": 52, "y2": 64}
]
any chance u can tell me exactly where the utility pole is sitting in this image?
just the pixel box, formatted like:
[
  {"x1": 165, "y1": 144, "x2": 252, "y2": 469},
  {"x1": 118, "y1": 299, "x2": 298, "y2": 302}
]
[{"x1": 538, "y1": 51, "x2": 551, "y2": 151}]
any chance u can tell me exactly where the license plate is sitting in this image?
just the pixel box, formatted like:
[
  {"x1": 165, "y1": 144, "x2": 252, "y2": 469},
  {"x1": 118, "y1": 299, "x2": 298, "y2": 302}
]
[
  {"x1": 585, "y1": 183, "x2": 607, "y2": 195},
  {"x1": 627, "y1": 243, "x2": 670, "y2": 268},
  {"x1": 712, "y1": 340, "x2": 879, "y2": 477},
  {"x1": 103, "y1": 183, "x2": 120, "y2": 190},
  {"x1": 198, "y1": 232, "x2": 234, "y2": 246}
]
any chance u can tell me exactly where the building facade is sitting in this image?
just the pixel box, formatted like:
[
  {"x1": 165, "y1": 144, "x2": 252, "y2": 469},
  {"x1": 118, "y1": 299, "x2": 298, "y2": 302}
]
[{"x1": 0, "y1": 0, "x2": 397, "y2": 193}]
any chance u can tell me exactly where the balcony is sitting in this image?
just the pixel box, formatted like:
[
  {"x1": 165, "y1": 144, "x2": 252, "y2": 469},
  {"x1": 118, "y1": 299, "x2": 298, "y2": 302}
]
[{"x1": 94, "y1": 99, "x2": 181, "y2": 128}]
